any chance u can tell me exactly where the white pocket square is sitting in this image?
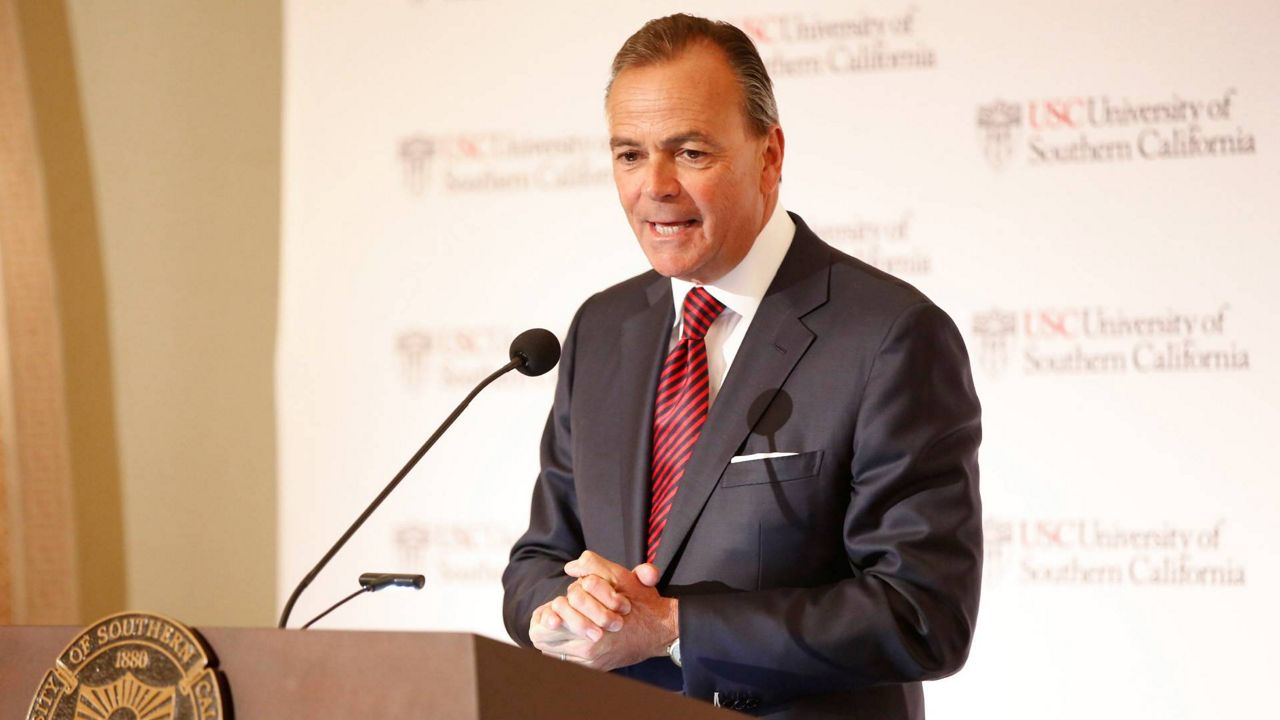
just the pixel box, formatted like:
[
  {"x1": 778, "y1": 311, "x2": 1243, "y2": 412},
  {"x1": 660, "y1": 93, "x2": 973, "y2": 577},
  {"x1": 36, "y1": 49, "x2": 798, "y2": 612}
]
[{"x1": 730, "y1": 452, "x2": 798, "y2": 464}]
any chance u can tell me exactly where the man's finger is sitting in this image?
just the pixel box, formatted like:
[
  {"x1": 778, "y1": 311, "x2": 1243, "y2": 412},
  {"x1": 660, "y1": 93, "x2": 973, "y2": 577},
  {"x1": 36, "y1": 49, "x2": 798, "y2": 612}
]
[
  {"x1": 541, "y1": 650, "x2": 591, "y2": 665},
  {"x1": 633, "y1": 562, "x2": 661, "y2": 587},
  {"x1": 576, "y1": 574, "x2": 633, "y2": 615},
  {"x1": 568, "y1": 582, "x2": 625, "y2": 631},
  {"x1": 551, "y1": 594, "x2": 604, "y2": 642},
  {"x1": 539, "y1": 606, "x2": 563, "y2": 630},
  {"x1": 530, "y1": 601, "x2": 565, "y2": 631},
  {"x1": 564, "y1": 550, "x2": 627, "y2": 582},
  {"x1": 529, "y1": 619, "x2": 577, "y2": 653}
]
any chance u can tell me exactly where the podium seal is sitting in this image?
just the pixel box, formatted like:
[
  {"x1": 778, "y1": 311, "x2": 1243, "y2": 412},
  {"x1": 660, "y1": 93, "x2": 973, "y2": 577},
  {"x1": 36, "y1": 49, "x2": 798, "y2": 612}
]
[{"x1": 25, "y1": 612, "x2": 225, "y2": 720}]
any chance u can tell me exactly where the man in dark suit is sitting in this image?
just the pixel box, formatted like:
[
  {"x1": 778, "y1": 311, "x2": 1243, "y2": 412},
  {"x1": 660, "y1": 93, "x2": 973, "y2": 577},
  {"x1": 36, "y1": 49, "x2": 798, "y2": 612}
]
[{"x1": 502, "y1": 14, "x2": 981, "y2": 719}]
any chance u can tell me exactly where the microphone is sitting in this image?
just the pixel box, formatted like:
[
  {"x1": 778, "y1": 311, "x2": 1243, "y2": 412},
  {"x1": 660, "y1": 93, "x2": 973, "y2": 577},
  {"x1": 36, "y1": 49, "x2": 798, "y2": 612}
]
[
  {"x1": 277, "y1": 328, "x2": 561, "y2": 629},
  {"x1": 359, "y1": 572, "x2": 427, "y2": 591},
  {"x1": 510, "y1": 328, "x2": 560, "y2": 377},
  {"x1": 300, "y1": 572, "x2": 427, "y2": 630}
]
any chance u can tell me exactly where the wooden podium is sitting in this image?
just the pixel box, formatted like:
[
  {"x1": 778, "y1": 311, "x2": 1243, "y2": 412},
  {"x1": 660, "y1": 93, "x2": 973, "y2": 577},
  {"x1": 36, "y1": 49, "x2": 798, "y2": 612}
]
[{"x1": 0, "y1": 627, "x2": 733, "y2": 718}]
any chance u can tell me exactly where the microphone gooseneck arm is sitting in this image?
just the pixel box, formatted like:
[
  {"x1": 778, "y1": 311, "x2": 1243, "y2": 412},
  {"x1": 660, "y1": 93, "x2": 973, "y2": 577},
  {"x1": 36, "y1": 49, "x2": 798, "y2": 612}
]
[{"x1": 277, "y1": 356, "x2": 522, "y2": 629}]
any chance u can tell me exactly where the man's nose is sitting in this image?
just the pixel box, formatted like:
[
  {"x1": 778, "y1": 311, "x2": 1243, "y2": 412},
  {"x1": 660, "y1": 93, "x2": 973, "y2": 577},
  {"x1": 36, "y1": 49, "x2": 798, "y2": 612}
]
[{"x1": 643, "y1": 157, "x2": 680, "y2": 200}]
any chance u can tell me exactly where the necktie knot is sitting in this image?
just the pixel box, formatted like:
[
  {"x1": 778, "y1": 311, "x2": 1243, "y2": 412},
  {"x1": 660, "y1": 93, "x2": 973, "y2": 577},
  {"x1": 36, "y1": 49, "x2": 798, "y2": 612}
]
[{"x1": 681, "y1": 287, "x2": 726, "y2": 341}]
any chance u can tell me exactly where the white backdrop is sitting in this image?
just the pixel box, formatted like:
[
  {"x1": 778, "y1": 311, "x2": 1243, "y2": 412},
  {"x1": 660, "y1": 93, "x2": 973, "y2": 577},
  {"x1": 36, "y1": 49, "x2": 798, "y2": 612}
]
[{"x1": 278, "y1": 1, "x2": 1280, "y2": 717}]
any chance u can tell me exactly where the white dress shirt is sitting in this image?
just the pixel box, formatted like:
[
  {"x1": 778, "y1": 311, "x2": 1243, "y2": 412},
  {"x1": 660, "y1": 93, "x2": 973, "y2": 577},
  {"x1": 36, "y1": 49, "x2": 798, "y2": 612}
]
[{"x1": 669, "y1": 205, "x2": 796, "y2": 406}]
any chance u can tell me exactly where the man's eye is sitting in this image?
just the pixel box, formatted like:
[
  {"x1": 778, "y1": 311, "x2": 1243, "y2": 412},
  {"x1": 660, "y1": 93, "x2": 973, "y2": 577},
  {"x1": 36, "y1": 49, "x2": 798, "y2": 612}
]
[
  {"x1": 616, "y1": 151, "x2": 640, "y2": 163},
  {"x1": 682, "y1": 149, "x2": 706, "y2": 160}
]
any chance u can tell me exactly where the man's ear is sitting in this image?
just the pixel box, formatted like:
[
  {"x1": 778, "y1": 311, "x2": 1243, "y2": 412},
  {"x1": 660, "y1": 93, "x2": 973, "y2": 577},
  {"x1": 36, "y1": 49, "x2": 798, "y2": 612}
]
[{"x1": 760, "y1": 125, "x2": 785, "y2": 192}]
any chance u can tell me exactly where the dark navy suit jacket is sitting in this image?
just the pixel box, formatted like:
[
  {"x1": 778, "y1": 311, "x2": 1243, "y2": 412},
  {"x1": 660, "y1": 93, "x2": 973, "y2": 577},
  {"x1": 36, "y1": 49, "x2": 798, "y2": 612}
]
[{"x1": 502, "y1": 214, "x2": 983, "y2": 719}]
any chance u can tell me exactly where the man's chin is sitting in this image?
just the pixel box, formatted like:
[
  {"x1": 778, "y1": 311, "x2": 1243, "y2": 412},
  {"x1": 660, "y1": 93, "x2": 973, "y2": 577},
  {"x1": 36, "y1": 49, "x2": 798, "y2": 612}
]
[
  {"x1": 637, "y1": 241, "x2": 701, "y2": 276},
  {"x1": 642, "y1": 253, "x2": 697, "y2": 280},
  {"x1": 651, "y1": 264, "x2": 716, "y2": 285}
]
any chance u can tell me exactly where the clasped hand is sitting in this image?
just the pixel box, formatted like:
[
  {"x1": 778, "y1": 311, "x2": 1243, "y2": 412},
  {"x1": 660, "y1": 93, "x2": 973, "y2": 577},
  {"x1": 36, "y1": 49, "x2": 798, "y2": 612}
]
[{"x1": 529, "y1": 551, "x2": 678, "y2": 671}]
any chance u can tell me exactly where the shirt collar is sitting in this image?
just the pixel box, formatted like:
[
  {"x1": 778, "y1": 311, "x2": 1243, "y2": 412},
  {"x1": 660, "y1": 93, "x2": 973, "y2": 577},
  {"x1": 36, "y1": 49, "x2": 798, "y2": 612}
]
[{"x1": 671, "y1": 203, "x2": 796, "y2": 321}]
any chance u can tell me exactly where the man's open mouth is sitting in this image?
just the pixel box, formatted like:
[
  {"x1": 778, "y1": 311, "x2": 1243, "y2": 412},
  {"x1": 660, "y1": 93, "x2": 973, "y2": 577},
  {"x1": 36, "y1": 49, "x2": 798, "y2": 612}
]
[{"x1": 650, "y1": 220, "x2": 699, "y2": 236}]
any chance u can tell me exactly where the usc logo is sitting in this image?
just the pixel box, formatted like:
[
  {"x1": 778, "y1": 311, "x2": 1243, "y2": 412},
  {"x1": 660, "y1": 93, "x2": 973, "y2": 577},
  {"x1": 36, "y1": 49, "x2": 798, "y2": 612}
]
[{"x1": 1028, "y1": 98, "x2": 1088, "y2": 130}]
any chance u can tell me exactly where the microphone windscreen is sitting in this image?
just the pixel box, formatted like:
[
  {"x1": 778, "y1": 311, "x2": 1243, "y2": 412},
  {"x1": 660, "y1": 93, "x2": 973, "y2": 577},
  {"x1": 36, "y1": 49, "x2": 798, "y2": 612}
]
[{"x1": 510, "y1": 328, "x2": 561, "y2": 376}]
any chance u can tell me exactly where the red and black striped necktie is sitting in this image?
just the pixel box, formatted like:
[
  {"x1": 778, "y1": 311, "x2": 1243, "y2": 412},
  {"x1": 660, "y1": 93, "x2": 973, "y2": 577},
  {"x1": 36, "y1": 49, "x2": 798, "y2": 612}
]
[{"x1": 647, "y1": 286, "x2": 727, "y2": 565}]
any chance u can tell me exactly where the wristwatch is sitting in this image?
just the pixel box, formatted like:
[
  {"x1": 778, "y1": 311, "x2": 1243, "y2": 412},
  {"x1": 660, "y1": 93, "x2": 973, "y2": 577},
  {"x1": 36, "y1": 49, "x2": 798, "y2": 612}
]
[{"x1": 665, "y1": 638, "x2": 682, "y2": 668}]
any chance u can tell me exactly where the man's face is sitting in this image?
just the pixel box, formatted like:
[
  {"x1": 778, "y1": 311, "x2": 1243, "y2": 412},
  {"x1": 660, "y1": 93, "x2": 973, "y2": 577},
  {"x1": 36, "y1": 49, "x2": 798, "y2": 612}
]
[{"x1": 607, "y1": 42, "x2": 784, "y2": 284}]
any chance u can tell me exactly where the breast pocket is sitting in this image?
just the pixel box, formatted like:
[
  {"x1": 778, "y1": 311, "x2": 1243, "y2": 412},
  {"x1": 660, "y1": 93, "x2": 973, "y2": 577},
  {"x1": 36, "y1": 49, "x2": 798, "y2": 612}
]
[{"x1": 720, "y1": 450, "x2": 824, "y2": 488}]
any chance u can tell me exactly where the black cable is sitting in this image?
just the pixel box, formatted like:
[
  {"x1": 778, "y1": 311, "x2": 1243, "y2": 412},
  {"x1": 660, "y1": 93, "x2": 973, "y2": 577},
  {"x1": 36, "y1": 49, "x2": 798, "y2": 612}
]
[{"x1": 301, "y1": 587, "x2": 370, "y2": 630}]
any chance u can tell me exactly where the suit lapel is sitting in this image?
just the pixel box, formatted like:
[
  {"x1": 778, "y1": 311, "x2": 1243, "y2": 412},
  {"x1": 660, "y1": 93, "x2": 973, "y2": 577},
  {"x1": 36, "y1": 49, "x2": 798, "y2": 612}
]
[
  {"x1": 614, "y1": 275, "x2": 674, "y2": 569},
  {"x1": 652, "y1": 222, "x2": 831, "y2": 577}
]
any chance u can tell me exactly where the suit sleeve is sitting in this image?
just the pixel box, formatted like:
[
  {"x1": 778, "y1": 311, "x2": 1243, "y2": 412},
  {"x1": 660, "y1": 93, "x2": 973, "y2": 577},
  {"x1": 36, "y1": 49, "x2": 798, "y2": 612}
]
[
  {"x1": 677, "y1": 301, "x2": 983, "y2": 704},
  {"x1": 501, "y1": 303, "x2": 586, "y2": 647}
]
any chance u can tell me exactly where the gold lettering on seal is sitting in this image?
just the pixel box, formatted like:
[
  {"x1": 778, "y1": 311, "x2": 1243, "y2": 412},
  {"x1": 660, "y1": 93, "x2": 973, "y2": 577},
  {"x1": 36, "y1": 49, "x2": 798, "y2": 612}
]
[
  {"x1": 31, "y1": 674, "x2": 59, "y2": 718},
  {"x1": 27, "y1": 612, "x2": 225, "y2": 720},
  {"x1": 194, "y1": 676, "x2": 217, "y2": 718}
]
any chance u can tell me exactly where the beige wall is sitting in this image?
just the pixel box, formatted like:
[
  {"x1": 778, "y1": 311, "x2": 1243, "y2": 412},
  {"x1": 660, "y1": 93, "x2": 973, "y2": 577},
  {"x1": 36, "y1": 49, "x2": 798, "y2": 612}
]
[{"x1": 41, "y1": 0, "x2": 281, "y2": 626}]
